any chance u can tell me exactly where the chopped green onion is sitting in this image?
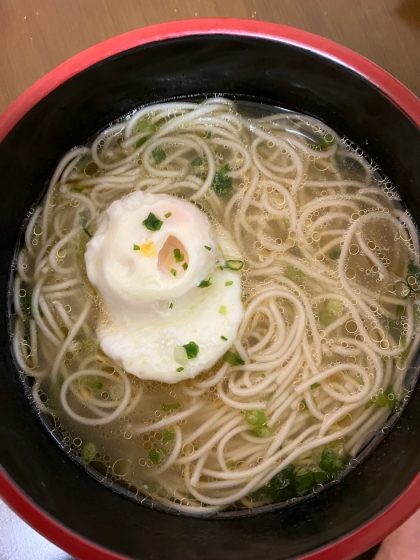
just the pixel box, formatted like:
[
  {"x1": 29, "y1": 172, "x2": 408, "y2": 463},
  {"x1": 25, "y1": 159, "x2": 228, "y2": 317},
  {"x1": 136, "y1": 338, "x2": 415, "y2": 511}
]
[
  {"x1": 408, "y1": 276, "x2": 420, "y2": 292},
  {"x1": 174, "y1": 345, "x2": 188, "y2": 365},
  {"x1": 375, "y1": 392, "x2": 389, "y2": 407},
  {"x1": 221, "y1": 336, "x2": 228, "y2": 341},
  {"x1": 149, "y1": 447, "x2": 168, "y2": 465},
  {"x1": 135, "y1": 136, "x2": 149, "y2": 149},
  {"x1": 285, "y1": 265, "x2": 304, "y2": 284},
  {"x1": 182, "y1": 341, "x2": 199, "y2": 359},
  {"x1": 83, "y1": 227, "x2": 93, "y2": 238},
  {"x1": 251, "y1": 464, "x2": 296, "y2": 503},
  {"x1": 284, "y1": 218, "x2": 290, "y2": 229},
  {"x1": 204, "y1": 245, "x2": 211, "y2": 251},
  {"x1": 301, "y1": 399, "x2": 308, "y2": 410},
  {"x1": 133, "y1": 244, "x2": 140, "y2": 250},
  {"x1": 89, "y1": 381, "x2": 103, "y2": 391},
  {"x1": 395, "y1": 280, "x2": 411, "y2": 299},
  {"x1": 176, "y1": 367, "x2": 184, "y2": 372},
  {"x1": 312, "y1": 470, "x2": 329, "y2": 484},
  {"x1": 295, "y1": 470, "x2": 315, "y2": 495},
  {"x1": 146, "y1": 481, "x2": 158, "y2": 493},
  {"x1": 245, "y1": 409, "x2": 266, "y2": 427},
  {"x1": 20, "y1": 289, "x2": 34, "y2": 319},
  {"x1": 366, "y1": 387, "x2": 398, "y2": 411},
  {"x1": 191, "y1": 156, "x2": 203, "y2": 167},
  {"x1": 83, "y1": 442, "x2": 97, "y2": 463},
  {"x1": 329, "y1": 249, "x2": 341, "y2": 260},
  {"x1": 319, "y1": 135, "x2": 335, "y2": 150},
  {"x1": 295, "y1": 467, "x2": 329, "y2": 494},
  {"x1": 413, "y1": 305, "x2": 420, "y2": 326},
  {"x1": 82, "y1": 338, "x2": 100, "y2": 352},
  {"x1": 170, "y1": 268, "x2": 177, "y2": 276},
  {"x1": 213, "y1": 174, "x2": 232, "y2": 197},
  {"x1": 387, "y1": 318, "x2": 398, "y2": 330},
  {"x1": 169, "y1": 303, "x2": 173, "y2": 309},
  {"x1": 386, "y1": 387, "x2": 398, "y2": 412},
  {"x1": 408, "y1": 263, "x2": 420, "y2": 276},
  {"x1": 219, "y1": 305, "x2": 227, "y2": 315},
  {"x1": 142, "y1": 212, "x2": 163, "y2": 231},
  {"x1": 48, "y1": 382, "x2": 61, "y2": 408},
  {"x1": 225, "y1": 281, "x2": 233, "y2": 286},
  {"x1": 400, "y1": 342, "x2": 412, "y2": 363},
  {"x1": 165, "y1": 212, "x2": 172, "y2": 218},
  {"x1": 152, "y1": 146, "x2": 166, "y2": 164},
  {"x1": 310, "y1": 382, "x2": 321, "y2": 390},
  {"x1": 213, "y1": 164, "x2": 232, "y2": 197},
  {"x1": 161, "y1": 403, "x2": 180, "y2": 412},
  {"x1": 290, "y1": 126, "x2": 335, "y2": 151},
  {"x1": 198, "y1": 279, "x2": 211, "y2": 288},
  {"x1": 319, "y1": 299, "x2": 343, "y2": 326},
  {"x1": 252, "y1": 425, "x2": 271, "y2": 438},
  {"x1": 162, "y1": 429, "x2": 175, "y2": 444},
  {"x1": 136, "y1": 118, "x2": 157, "y2": 133},
  {"x1": 204, "y1": 131, "x2": 211, "y2": 139},
  {"x1": 182, "y1": 262, "x2": 188, "y2": 270},
  {"x1": 173, "y1": 248, "x2": 184, "y2": 262},
  {"x1": 319, "y1": 449, "x2": 343, "y2": 477},
  {"x1": 269, "y1": 465, "x2": 296, "y2": 499},
  {"x1": 223, "y1": 260, "x2": 244, "y2": 271},
  {"x1": 226, "y1": 460, "x2": 236, "y2": 469},
  {"x1": 223, "y1": 350, "x2": 245, "y2": 366}
]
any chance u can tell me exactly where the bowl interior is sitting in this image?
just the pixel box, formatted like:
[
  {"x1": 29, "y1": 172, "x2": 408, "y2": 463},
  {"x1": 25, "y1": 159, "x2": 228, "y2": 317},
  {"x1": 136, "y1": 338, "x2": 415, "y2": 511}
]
[{"x1": 1, "y1": 33, "x2": 420, "y2": 560}]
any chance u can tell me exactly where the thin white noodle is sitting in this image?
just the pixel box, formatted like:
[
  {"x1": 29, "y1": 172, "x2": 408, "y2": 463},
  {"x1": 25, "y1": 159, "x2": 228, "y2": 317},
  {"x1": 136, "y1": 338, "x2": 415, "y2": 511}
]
[{"x1": 12, "y1": 97, "x2": 418, "y2": 513}]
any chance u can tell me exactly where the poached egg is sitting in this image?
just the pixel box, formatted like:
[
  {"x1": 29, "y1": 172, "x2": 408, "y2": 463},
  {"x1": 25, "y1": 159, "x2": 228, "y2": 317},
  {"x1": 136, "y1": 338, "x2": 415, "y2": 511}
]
[{"x1": 85, "y1": 191, "x2": 243, "y2": 383}]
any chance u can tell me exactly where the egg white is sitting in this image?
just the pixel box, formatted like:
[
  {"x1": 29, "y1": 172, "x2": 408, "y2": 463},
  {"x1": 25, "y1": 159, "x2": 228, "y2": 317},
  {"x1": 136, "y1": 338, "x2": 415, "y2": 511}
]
[{"x1": 85, "y1": 191, "x2": 244, "y2": 383}]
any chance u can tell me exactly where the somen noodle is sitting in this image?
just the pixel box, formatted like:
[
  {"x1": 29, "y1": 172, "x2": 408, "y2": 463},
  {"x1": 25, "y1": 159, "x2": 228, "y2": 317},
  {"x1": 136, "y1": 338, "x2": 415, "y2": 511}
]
[{"x1": 11, "y1": 97, "x2": 420, "y2": 515}]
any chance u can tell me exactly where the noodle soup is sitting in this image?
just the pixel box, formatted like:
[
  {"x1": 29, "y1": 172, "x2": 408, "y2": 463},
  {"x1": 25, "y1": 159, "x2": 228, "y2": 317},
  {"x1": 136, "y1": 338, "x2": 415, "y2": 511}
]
[{"x1": 12, "y1": 97, "x2": 419, "y2": 515}]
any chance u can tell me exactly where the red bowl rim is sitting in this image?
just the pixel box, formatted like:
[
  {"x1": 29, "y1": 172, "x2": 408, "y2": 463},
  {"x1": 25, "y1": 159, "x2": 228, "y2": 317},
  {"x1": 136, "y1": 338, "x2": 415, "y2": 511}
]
[{"x1": 1, "y1": 18, "x2": 420, "y2": 560}]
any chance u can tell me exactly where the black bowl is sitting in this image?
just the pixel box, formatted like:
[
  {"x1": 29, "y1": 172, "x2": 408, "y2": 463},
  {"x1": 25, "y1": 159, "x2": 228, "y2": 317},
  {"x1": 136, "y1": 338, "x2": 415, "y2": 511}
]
[{"x1": 1, "y1": 20, "x2": 420, "y2": 560}]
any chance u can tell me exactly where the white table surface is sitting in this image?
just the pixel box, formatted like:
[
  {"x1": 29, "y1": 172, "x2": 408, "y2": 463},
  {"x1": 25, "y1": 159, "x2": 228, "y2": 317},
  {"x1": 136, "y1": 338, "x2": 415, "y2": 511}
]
[{"x1": 0, "y1": 499, "x2": 73, "y2": 560}]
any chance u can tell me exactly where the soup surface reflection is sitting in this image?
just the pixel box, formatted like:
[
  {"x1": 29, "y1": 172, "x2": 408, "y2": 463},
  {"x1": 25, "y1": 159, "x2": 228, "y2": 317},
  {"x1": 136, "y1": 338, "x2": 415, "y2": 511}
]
[{"x1": 12, "y1": 98, "x2": 420, "y2": 514}]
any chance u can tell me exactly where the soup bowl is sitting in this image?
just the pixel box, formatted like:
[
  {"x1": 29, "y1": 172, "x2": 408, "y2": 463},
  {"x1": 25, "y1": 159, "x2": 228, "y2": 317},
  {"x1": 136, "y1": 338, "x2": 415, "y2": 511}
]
[{"x1": 1, "y1": 19, "x2": 420, "y2": 560}]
